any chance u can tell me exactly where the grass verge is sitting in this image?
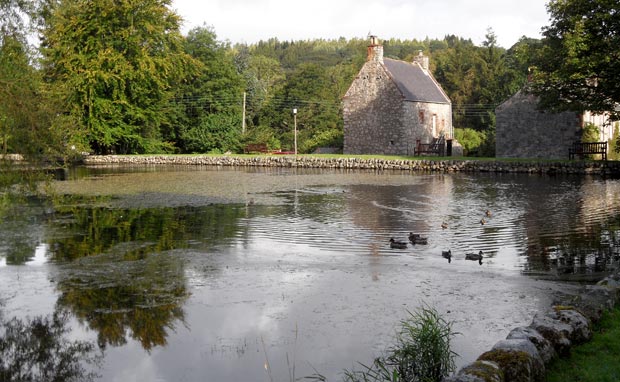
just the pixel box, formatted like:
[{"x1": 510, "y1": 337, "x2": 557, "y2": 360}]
[{"x1": 545, "y1": 306, "x2": 620, "y2": 382}]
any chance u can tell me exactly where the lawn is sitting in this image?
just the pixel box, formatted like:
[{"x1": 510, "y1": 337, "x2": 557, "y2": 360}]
[{"x1": 545, "y1": 307, "x2": 620, "y2": 382}]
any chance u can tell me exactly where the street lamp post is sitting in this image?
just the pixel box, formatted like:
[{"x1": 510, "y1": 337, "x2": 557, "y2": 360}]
[{"x1": 293, "y1": 108, "x2": 297, "y2": 155}]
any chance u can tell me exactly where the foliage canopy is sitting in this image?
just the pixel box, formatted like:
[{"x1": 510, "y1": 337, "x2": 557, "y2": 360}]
[
  {"x1": 531, "y1": 0, "x2": 620, "y2": 120},
  {"x1": 40, "y1": 0, "x2": 197, "y2": 154}
]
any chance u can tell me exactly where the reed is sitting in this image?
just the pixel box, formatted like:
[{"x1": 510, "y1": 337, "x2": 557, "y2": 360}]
[{"x1": 343, "y1": 305, "x2": 458, "y2": 382}]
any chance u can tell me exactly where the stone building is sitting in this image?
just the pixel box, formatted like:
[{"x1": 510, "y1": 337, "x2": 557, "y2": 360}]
[
  {"x1": 343, "y1": 37, "x2": 457, "y2": 156},
  {"x1": 496, "y1": 90, "x2": 615, "y2": 159}
]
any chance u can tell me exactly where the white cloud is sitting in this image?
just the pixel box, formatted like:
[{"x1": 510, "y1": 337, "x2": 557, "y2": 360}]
[{"x1": 172, "y1": 0, "x2": 549, "y2": 48}]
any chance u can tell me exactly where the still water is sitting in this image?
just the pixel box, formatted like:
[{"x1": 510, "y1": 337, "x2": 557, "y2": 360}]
[{"x1": 1, "y1": 165, "x2": 619, "y2": 381}]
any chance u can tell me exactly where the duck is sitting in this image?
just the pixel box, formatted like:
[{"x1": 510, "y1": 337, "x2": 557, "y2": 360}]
[
  {"x1": 485, "y1": 210, "x2": 492, "y2": 217},
  {"x1": 480, "y1": 218, "x2": 486, "y2": 225},
  {"x1": 465, "y1": 250, "x2": 484, "y2": 264},
  {"x1": 408, "y1": 232, "x2": 428, "y2": 245},
  {"x1": 442, "y1": 250, "x2": 452, "y2": 263},
  {"x1": 414, "y1": 237, "x2": 428, "y2": 245},
  {"x1": 389, "y1": 237, "x2": 408, "y2": 249},
  {"x1": 441, "y1": 222, "x2": 448, "y2": 229}
]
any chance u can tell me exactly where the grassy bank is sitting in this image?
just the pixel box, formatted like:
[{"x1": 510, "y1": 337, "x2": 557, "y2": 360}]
[{"x1": 545, "y1": 307, "x2": 620, "y2": 382}]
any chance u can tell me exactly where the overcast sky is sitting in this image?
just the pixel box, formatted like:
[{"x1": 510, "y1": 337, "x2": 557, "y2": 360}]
[{"x1": 172, "y1": 0, "x2": 551, "y2": 49}]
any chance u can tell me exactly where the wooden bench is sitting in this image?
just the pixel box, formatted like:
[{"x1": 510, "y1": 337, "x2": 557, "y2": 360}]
[
  {"x1": 568, "y1": 141, "x2": 607, "y2": 161},
  {"x1": 414, "y1": 137, "x2": 444, "y2": 156},
  {"x1": 243, "y1": 143, "x2": 268, "y2": 154}
]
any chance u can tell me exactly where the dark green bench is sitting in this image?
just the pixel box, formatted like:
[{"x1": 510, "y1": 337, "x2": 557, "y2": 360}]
[{"x1": 569, "y1": 142, "x2": 607, "y2": 161}]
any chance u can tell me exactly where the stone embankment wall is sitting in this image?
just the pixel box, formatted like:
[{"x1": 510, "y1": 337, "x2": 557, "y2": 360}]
[
  {"x1": 83, "y1": 155, "x2": 620, "y2": 176},
  {"x1": 445, "y1": 272, "x2": 620, "y2": 382}
]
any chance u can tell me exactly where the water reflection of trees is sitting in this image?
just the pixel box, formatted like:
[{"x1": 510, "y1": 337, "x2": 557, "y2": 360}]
[
  {"x1": 0, "y1": 309, "x2": 102, "y2": 382},
  {"x1": 55, "y1": 252, "x2": 188, "y2": 351},
  {"x1": 0, "y1": 200, "x2": 46, "y2": 265},
  {"x1": 48, "y1": 204, "x2": 244, "y2": 261},
  {"x1": 46, "y1": 202, "x2": 246, "y2": 351}
]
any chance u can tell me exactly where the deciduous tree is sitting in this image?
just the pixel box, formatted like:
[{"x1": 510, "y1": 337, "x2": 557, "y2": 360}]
[
  {"x1": 40, "y1": 0, "x2": 196, "y2": 154},
  {"x1": 531, "y1": 0, "x2": 620, "y2": 120}
]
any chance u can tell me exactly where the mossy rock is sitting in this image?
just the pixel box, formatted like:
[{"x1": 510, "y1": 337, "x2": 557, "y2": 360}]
[
  {"x1": 529, "y1": 314, "x2": 572, "y2": 356},
  {"x1": 549, "y1": 308, "x2": 592, "y2": 344},
  {"x1": 507, "y1": 326, "x2": 556, "y2": 364},
  {"x1": 478, "y1": 349, "x2": 541, "y2": 382},
  {"x1": 443, "y1": 360, "x2": 504, "y2": 382},
  {"x1": 463, "y1": 360, "x2": 504, "y2": 382},
  {"x1": 552, "y1": 305, "x2": 576, "y2": 311}
]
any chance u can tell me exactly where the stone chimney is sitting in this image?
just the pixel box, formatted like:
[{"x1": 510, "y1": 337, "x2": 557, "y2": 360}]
[
  {"x1": 413, "y1": 50, "x2": 429, "y2": 71},
  {"x1": 367, "y1": 35, "x2": 383, "y2": 63}
]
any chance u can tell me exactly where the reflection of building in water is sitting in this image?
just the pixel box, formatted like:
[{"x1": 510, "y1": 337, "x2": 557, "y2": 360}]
[
  {"x1": 522, "y1": 176, "x2": 620, "y2": 280},
  {"x1": 346, "y1": 175, "x2": 454, "y2": 254}
]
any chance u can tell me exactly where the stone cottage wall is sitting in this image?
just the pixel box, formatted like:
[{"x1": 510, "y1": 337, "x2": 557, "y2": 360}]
[
  {"x1": 403, "y1": 101, "x2": 452, "y2": 145},
  {"x1": 343, "y1": 62, "x2": 406, "y2": 155},
  {"x1": 496, "y1": 91, "x2": 580, "y2": 159}
]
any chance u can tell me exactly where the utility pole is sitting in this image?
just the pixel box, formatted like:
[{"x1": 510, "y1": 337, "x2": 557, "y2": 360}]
[
  {"x1": 293, "y1": 108, "x2": 297, "y2": 155},
  {"x1": 242, "y1": 92, "x2": 246, "y2": 134}
]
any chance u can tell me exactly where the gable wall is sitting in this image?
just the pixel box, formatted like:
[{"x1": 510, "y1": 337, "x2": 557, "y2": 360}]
[
  {"x1": 343, "y1": 61, "x2": 406, "y2": 155},
  {"x1": 496, "y1": 91, "x2": 580, "y2": 159}
]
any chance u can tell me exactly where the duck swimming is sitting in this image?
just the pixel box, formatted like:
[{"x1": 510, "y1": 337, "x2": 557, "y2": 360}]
[
  {"x1": 390, "y1": 237, "x2": 408, "y2": 249},
  {"x1": 408, "y1": 233, "x2": 428, "y2": 245},
  {"x1": 485, "y1": 210, "x2": 492, "y2": 217},
  {"x1": 465, "y1": 250, "x2": 484, "y2": 264},
  {"x1": 480, "y1": 218, "x2": 486, "y2": 225},
  {"x1": 441, "y1": 222, "x2": 448, "y2": 229},
  {"x1": 442, "y1": 250, "x2": 452, "y2": 263}
]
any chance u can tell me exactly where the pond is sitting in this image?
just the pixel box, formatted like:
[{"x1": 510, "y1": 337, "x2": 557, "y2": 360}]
[{"x1": 1, "y1": 165, "x2": 619, "y2": 381}]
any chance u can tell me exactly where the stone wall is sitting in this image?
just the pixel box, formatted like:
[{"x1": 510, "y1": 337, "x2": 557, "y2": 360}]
[
  {"x1": 403, "y1": 101, "x2": 452, "y2": 144},
  {"x1": 445, "y1": 272, "x2": 620, "y2": 382},
  {"x1": 496, "y1": 91, "x2": 580, "y2": 160},
  {"x1": 343, "y1": 61, "x2": 405, "y2": 155},
  {"x1": 82, "y1": 155, "x2": 620, "y2": 176}
]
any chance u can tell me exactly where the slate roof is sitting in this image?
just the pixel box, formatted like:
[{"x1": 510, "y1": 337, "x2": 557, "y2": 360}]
[{"x1": 383, "y1": 58, "x2": 451, "y2": 104}]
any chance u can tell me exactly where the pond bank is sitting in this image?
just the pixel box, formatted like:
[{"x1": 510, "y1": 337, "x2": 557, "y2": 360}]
[
  {"x1": 83, "y1": 155, "x2": 620, "y2": 176},
  {"x1": 446, "y1": 271, "x2": 620, "y2": 382}
]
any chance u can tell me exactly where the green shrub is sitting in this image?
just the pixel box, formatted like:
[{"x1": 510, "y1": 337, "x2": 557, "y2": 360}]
[
  {"x1": 300, "y1": 129, "x2": 343, "y2": 153},
  {"x1": 182, "y1": 113, "x2": 241, "y2": 153},
  {"x1": 241, "y1": 125, "x2": 281, "y2": 151},
  {"x1": 581, "y1": 122, "x2": 600, "y2": 143},
  {"x1": 454, "y1": 128, "x2": 485, "y2": 156}
]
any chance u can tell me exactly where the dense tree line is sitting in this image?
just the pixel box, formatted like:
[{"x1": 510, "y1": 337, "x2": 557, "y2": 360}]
[{"x1": 0, "y1": 0, "x2": 617, "y2": 158}]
